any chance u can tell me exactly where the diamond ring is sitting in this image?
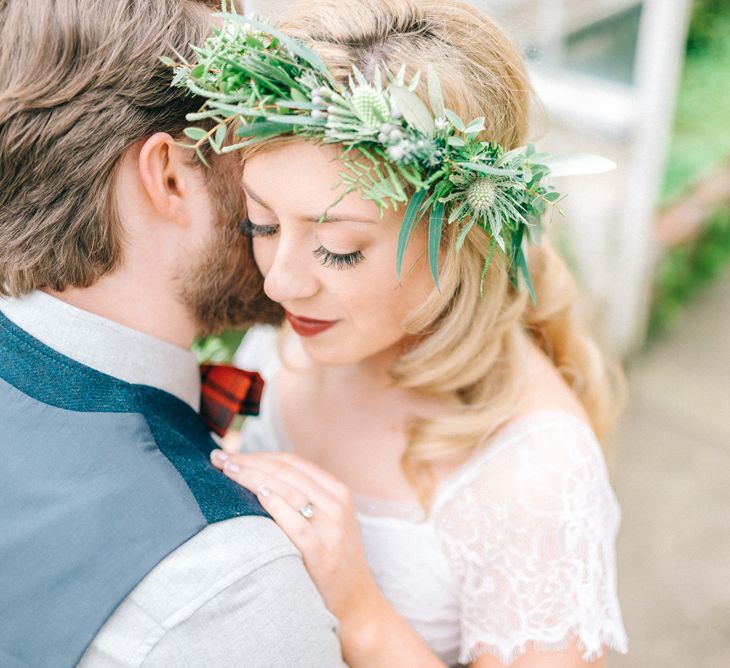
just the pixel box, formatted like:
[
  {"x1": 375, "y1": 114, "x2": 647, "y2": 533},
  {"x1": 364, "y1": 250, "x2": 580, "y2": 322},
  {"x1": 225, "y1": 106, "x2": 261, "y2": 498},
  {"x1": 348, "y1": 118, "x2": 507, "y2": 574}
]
[{"x1": 299, "y1": 502, "x2": 315, "y2": 519}]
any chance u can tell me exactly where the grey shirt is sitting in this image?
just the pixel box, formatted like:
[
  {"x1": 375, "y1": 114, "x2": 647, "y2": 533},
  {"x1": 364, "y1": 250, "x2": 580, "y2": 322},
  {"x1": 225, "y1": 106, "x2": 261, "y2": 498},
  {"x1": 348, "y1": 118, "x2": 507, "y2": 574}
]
[{"x1": 0, "y1": 292, "x2": 345, "y2": 668}]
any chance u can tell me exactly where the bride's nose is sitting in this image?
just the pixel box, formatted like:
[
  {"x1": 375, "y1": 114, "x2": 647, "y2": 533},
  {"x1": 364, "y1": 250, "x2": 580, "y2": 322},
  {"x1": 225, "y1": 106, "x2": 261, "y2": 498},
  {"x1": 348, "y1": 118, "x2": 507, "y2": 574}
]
[{"x1": 263, "y1": 236, "x2": 318, "y2": 304}]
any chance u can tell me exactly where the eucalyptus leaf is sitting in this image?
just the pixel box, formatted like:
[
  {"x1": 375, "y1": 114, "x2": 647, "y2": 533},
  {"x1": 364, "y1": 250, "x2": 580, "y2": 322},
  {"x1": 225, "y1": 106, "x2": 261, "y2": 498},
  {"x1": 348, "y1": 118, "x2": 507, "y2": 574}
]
[
  {"x1": 464, "y1": 116, "x2": 485, "y2": 137},
  {"x1": 387, "y1": 84, "x2": 435, "y2": 136},
  {"x1": 264, "y1": 113, "x2": 325, "y2": 126},
  {"x1": 428, "y1": 200, "x2": 445, "y2": 286},
  {"x1": 427, "y1": 64, "x2": 445, "y2": 118},
  {"x1": 516, "y1": 247, "x2": 537, "y2": 304},
  {"x1": 459, "y1": 162, "x2": 518, "y2": 178},
  {"x1": 456, "y1": 216, "x2": 475, "y2": 250},
  {"x1": 235, "y1": 121, "x2": 294, "y2": 137},
  {"x1": 443, "y1": 108, "x2": 465, "y2": 133},
  {"x1": 396, "y1": 189, "x2": 428, "y2": 280},
  {"x1": 184, "y1": 127, "x2": 208, "y2": 141},
  {"x1": 214, "y1": 123, "x2": 228, "y2": 148}
]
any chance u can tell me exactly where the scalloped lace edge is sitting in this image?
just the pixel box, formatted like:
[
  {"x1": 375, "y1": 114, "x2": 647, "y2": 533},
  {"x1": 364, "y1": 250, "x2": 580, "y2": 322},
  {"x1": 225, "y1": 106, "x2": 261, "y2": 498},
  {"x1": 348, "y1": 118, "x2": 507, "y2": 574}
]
[{"x1": 459, "y1": 629, "x2": 629, "y2": 666}]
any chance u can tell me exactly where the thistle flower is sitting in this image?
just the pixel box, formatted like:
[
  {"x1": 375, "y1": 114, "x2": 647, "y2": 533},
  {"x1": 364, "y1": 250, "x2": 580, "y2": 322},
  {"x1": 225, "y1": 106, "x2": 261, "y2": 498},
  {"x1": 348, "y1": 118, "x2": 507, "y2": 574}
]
[
  {"x1": 466, "y1": 178, "x2": 497, "y2": 215},
  {"x1": 352, "y1": 86, "x2": 391, "y2": 129}
]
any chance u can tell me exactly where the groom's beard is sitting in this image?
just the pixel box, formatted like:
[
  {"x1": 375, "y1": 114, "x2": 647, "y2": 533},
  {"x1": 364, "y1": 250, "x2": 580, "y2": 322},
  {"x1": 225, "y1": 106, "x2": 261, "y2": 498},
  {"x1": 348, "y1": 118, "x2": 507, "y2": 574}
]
[{"x1": 177, "y1": 167, "x2": 283, "y2": 335}]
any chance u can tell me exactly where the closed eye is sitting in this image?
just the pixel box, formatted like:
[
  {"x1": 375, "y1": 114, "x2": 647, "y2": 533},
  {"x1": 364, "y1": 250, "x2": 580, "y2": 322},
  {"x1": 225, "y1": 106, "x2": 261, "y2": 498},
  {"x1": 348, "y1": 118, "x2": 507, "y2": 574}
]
[
  {"x1": 313, "y1": 246, "x2": 364, "y2": 270},
  {"x1": 240, "y1": 218, "x2": 278, "y2": 238}
]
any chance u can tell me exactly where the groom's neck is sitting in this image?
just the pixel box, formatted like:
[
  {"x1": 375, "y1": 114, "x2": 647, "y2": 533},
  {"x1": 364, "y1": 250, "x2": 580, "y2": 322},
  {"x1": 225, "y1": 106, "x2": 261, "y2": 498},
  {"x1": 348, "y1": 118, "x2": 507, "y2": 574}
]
[{"x1": 44, "y1": 273, "x2": 197, "y2": 350}]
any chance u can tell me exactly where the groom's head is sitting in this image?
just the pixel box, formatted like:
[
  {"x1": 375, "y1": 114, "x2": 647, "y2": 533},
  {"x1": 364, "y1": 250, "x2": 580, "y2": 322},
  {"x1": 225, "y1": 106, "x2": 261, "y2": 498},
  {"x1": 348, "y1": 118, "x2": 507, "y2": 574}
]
[{"x1": 0, "y1": 0, "x2": 281, "y2": 334}]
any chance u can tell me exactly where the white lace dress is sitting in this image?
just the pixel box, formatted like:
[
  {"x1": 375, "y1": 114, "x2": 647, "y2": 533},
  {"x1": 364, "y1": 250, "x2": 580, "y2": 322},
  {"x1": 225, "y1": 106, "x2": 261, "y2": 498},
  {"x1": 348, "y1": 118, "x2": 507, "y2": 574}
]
[{"x1": 235, "y1": 326, "x2": 628, "y2": 667}]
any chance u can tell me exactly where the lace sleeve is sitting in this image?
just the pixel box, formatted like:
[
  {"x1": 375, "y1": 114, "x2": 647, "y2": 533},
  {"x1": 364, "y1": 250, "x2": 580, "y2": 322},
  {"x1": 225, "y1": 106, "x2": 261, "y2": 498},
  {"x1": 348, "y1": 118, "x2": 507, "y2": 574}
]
[{"x1": 433, "y1": 414, "x2": 628, "y2": 666}]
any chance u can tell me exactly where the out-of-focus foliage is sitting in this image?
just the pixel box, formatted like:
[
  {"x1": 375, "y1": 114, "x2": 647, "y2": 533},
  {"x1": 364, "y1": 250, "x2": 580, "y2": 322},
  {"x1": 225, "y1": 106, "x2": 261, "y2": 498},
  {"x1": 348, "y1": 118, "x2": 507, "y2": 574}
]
[
  {"x1": 662, "y1": 0, "x2": 730, "y2": 201},
  {"x1": 649, "y1": 206, "x2": 730, "y2": 338},
  {"x1": 192, "y1": 328, "x2": 246, "y2": 363},
  {"x1": 648, "y1": 0, "x2": 730, "y2": 341}
]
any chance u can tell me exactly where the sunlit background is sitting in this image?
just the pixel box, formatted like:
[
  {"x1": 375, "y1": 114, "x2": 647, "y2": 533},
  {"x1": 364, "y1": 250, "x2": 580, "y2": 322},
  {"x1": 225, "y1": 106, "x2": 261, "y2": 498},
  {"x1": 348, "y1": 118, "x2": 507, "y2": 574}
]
[{"x1": 206, "y1": 1, "x2": 730, "y2": 665}]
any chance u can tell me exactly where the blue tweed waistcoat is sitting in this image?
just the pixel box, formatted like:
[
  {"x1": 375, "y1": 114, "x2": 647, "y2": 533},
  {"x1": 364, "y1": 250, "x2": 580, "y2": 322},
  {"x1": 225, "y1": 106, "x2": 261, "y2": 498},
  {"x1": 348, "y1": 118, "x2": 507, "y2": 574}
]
[{"x1": 0, "y1": 311, "x2": 267, "y2": 668}]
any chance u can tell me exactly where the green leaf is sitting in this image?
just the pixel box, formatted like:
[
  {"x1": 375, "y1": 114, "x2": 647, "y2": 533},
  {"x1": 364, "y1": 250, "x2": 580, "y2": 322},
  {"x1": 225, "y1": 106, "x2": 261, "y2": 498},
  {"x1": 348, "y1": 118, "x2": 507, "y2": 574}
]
[
  {"x1": 387, "y1": 84, "x2": 435, "y2": 136},
  {"x1": 443, "y1": 108, "x2": 465, "y2": 132},
  {"x1": 543, "y1": 190, "x2": 561, "y2": 202},
  {"x1": 455, "y1": 216, "x2": 475, "y2": 250},
  {"x1": 428, "y1": 200, "x2": 445, "y2": 287},
  {"x1": 220, "y1": 13, "x2": 333, "y2": 80},
  {"x1": 214, "y1": 124, "x2": 228, "y2": 148},
  {"x1": 459, "y1": 161, "x2": 518, "y2": 177},
  {"x1": 396, "y1": 189, "x2": 428, "y2": 280},
  {"x1": 447, "y1": 136, "x2": 465, "y2": 148},
  {"x1": 235, "y1": 121, "x2": 294, "y2": 137},
  {"x1": 184, "y1": 127, "x2": 208, "y2": 141},
  {"x1": 195, "y1": 146, "x2": 210, "y2": 168},
  {"x1": 516, "y1": 247, "x2": 537, "y2": 304},
  {"x1": 263, "y1": 113, "x2": 325, "y2": 126},
  {"x1": 159, "y1": 56, "x2": 176, "y2": 67},
  {"x1": 407, "y1": 69, "x2": 421, "y2": 93},
  {"x1": 186, "y1": 109, "x2": 225, "y2": 122},
  {"x1": 427, "y1": 64, "x2": 445, "y2": 118},
  {"x1": 290, "y1": 87, "x2": 308, "y2": 102},
  {"x1": 275, "y1": 100, "x2": 320, "y2": 110},
  {"x1": 464, "y1": 116, "x2": 485, "y2": 138},
  {"x1": 351, "y1": 64, "x2": 369, "y2": 87},
  {"x1": 190, "y1": 64, "x2": 206, "y2": 79}
]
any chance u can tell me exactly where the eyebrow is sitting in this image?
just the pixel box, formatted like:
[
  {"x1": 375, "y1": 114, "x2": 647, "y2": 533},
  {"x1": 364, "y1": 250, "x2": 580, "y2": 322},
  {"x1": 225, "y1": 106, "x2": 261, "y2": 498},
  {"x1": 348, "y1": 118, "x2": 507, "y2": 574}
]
[{"x1": 242, "y1": 178, "x2": 377, "y2": 225}]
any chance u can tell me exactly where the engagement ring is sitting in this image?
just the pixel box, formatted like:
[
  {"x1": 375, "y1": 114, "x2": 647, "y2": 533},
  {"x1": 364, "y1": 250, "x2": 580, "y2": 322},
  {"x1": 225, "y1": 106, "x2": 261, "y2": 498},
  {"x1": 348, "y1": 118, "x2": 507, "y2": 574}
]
[{"x1": 299, "y1": 503, "x2": 315, "y2": 519}]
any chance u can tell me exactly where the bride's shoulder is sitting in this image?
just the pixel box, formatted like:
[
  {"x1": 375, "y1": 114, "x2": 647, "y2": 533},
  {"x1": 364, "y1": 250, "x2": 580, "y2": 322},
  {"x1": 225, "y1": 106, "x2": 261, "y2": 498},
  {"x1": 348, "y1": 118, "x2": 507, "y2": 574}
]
[
  {"x1": 234, "y1": 324, "x2": 282, "y2": 379},
  {"x1": 234, "y1": 324, "x2": 312, "y2": 382},
  {"x1": 434, "y1": 409, "x2": 609, "y2": 513},
  {"x1": 433, "y1": 340, "x2": 614, "y2": 515}
]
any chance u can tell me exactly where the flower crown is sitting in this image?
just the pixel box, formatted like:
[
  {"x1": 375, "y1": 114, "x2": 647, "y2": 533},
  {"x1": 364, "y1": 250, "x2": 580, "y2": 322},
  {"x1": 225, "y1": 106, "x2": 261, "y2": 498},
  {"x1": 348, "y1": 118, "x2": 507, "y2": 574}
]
[{"x1": 167, "y1": 10, "x2": 614, "y2": 301}]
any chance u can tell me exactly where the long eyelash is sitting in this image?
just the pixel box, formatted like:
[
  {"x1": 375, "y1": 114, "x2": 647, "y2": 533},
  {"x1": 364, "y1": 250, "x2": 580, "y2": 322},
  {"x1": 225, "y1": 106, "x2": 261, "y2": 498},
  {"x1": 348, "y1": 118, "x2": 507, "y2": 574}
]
[
  {"x1": 239, "y1": 218, "x2": 278, "y2": 238},
  {"x1": 313, "y1": 245, "x2": 364, "y2": 269}
]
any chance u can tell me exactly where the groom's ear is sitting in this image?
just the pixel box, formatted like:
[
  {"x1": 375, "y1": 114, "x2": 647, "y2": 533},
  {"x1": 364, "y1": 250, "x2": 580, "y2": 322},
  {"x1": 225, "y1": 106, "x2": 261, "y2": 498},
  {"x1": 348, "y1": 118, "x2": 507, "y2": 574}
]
[{"x1": 138, "y1": 133, "x2": 197, "y2": 227}]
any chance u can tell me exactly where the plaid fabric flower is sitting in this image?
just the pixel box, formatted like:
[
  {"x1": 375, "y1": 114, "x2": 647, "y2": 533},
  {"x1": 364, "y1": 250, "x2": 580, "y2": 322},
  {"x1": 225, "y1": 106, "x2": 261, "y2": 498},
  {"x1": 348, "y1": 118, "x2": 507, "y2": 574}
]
[{"x1": 199, "y1": 364, "x2": 264, "y2": 437}]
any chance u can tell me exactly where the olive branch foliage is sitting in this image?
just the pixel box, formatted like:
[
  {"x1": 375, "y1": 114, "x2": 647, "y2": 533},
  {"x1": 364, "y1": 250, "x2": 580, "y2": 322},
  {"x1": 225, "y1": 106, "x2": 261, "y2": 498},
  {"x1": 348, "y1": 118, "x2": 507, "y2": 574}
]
[{"x1": 165, "y1": 9, "x2": 585, "y2": 301}]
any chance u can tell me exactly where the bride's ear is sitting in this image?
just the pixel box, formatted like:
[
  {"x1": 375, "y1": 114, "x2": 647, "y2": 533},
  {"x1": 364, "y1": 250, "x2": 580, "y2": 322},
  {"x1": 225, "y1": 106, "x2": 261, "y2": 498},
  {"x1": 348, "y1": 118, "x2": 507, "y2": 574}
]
[{"x1": 137, "y1": 132, "x2": 195, "y2": 227}]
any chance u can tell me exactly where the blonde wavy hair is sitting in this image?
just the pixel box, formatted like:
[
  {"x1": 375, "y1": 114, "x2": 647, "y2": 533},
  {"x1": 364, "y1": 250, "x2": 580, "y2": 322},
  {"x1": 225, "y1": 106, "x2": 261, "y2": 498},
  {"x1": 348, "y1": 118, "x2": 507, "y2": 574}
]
[{"x1": 248, "y1": 0, "x2": 625, "y2": 504}]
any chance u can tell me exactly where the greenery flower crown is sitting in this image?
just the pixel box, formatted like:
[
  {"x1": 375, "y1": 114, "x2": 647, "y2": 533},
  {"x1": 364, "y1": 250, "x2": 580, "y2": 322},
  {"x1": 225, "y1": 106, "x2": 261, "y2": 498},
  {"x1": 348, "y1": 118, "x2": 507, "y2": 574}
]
[{"x1": 167, "y1": 8, "x2": 614, "y2": 301}]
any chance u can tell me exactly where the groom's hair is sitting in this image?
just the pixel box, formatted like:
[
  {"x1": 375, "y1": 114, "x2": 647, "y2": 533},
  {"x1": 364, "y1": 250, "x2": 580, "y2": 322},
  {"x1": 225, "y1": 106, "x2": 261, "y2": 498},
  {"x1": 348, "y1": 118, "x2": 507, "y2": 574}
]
[{"x1": 0, "y1": 0, "x2": 232, "y2": 297}]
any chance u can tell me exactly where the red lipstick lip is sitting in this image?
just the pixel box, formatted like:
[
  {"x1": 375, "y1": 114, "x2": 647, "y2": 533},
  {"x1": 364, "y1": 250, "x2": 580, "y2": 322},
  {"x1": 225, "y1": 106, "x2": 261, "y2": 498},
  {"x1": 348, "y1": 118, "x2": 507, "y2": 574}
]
[{"x1": 285, "y1": 311, "x2": 338, "y2": 337}]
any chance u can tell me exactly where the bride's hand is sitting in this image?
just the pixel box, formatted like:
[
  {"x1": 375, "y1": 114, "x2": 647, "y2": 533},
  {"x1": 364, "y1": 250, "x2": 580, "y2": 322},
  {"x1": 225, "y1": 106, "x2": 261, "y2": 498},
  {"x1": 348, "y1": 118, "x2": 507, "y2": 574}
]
[{"x1": 210, "y1": 450, "x2": 381, "y2": 622}]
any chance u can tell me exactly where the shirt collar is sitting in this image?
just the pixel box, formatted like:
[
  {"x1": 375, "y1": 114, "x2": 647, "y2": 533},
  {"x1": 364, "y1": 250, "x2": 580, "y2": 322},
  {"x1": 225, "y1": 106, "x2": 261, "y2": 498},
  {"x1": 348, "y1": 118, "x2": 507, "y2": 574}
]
[{"x1": 0, "y1": 291, "x2": 201, "y2": 411}]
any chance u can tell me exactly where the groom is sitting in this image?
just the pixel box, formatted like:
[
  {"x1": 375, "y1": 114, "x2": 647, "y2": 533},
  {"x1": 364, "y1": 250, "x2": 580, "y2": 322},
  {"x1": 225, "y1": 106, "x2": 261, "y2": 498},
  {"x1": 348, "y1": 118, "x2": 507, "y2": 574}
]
[{"x1": 0, "y1": 1, "x2": 344, "y2": 667}]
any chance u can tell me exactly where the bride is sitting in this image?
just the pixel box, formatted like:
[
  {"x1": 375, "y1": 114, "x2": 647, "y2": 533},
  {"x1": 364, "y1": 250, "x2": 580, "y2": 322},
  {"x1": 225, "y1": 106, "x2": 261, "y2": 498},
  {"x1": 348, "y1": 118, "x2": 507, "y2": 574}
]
[{"x1": 186, "y1": 0, "x2": 629, "y2": 665}]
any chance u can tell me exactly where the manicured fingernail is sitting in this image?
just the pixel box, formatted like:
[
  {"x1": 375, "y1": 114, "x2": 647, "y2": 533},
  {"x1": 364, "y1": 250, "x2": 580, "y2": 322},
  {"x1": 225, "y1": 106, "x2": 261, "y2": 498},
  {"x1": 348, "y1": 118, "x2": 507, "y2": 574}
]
[
  {"x1": 257, "y1": 484, "x2": 271, "y2": 498},
  {"x1": 224, "y1": 461, "x2": 240, "y2": 473},
  {"x1": 211, "y1": 449, "x2": 228, "y2": 462}
]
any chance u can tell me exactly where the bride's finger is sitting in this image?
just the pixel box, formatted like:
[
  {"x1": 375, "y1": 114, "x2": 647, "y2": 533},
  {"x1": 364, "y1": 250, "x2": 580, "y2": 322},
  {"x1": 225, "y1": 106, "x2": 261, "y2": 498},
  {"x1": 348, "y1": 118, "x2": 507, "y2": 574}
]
[
  {"x1": 220, "y1": 463, "x2": 312, "y2": 516},
  {"x1": 213, "y1": 450, "x2": 342, "y2": 515},
  {"x1": 255, "y1": 487, "x2": 324, "y2": 564},
  {"x1": 259, "y1": 452, "x2": 353, "y2": 503}
]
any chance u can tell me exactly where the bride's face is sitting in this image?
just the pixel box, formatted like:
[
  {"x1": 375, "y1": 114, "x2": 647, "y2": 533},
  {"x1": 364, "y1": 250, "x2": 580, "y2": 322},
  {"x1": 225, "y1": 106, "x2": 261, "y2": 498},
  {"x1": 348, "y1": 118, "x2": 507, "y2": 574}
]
[{"x1": 242, "y1": 140, "x2": 434, "y2": 367}]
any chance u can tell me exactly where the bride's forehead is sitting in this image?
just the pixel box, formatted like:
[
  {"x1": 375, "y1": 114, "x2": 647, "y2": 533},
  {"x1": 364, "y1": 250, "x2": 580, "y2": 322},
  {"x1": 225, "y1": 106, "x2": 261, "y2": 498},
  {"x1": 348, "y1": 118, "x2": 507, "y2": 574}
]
[
  {"x1": 244, "y1": 140, "x2": 341, "y2": 176},
  {"x1": 243, "y1": 144, "x2": 390, "y2": 220}
]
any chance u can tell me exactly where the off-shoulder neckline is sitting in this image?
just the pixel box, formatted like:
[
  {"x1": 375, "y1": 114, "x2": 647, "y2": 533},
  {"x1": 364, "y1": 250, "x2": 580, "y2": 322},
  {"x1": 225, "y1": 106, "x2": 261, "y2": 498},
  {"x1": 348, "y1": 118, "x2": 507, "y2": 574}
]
[
  {"x1": 242, "y1": 327, "x2": 600, "y2": 524},
  {"x1": 266, "y1": 376, "x2": 598, "y2": 524}
]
